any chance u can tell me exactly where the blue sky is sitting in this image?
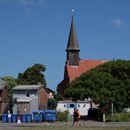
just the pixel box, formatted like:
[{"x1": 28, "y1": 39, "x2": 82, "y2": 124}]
[{"x1": 0, "y1": 0, "x2": 130, "y2": 91}]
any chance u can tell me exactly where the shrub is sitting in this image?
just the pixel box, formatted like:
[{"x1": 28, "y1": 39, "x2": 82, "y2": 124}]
[
  {"x1": 56, "y1": 111, "x2": 69, "y2": 122},
  {"x1": 48, "y1": 99, "x2": 57, "y2": 110},
  {"x1": 106, "y1": 113, "x2": 130, "y2": 122}
]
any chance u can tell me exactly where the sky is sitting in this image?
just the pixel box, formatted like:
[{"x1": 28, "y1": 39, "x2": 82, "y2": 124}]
[{"x1": 0, "y1": 0, "x2": 130, "y2": 91}]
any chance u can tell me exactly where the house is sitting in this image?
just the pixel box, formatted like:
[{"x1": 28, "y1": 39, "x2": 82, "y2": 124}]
[
  {"x1": 0, "y1": 79, "x2": 10, "y2": 114},
  {"x1": 12, "y1": 85, "x2": 48, "y2": 114},
  {"x1": 57, "y1": 16, "x2": 107, "y2": 96},
  {"x1": 56, "y1": 100, "x2": 91, "y2": 116}
]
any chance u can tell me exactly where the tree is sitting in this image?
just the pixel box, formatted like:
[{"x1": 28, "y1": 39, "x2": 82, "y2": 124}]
[
  {"x1": 65, "y1": 60, "x2": 130, "y2": 111},
  {"x1": 17, "y1": 63, "x2": 46, "y2": 86},
  {"x1": 47, "y1": 98, "x2": 57, "y2": 110},
  {"x1": 1, "y1": 76, "x2": 17, "y2": 99}
]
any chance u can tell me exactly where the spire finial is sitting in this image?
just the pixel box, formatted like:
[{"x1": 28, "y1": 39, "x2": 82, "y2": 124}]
[{"x1": 71, "y1": 9, "x2": 75, "y2": 16}]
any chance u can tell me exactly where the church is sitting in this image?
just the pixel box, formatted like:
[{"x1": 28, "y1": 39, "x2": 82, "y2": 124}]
[{"x1": 57, "y1": 16, "x2": 107, "y2": 97}]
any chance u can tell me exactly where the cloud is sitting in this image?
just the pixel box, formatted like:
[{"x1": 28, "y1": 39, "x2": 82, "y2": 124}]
[
  {"x1": 0, "y1": 0, "x2": 45, "y2": 12},
  {"x1": 19, "y1": 0, "x2": 44, "y2": 6},
  {"x1": 18, "y1": 0, "x2": 45, "y2": 12},
  {"x1": 111, "y1": 18, "x2": 124, "y2": 28}
]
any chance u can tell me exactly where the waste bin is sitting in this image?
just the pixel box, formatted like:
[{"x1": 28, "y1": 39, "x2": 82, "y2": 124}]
[
  {"x1": 7, "y1": 115, "x2": 11, "y2": 123},
  {"x1": 21, "y1": 114, "x2": 26, "y2": 123},
  {"x1": 12, "y1": 114, "x2": 17, "y2": 122},
  {"x1": 32, "y1": 110, "x2": 44, "y2": 122},
  {"x1": 45, "y1": 110, "x2": 56, "y2": 121},
  {"x1": 2, "y1": 114, "x2": 7, "y2": 123},
  {"x1": 26, "y1": 114, "x2": 32, "y2": 123}
]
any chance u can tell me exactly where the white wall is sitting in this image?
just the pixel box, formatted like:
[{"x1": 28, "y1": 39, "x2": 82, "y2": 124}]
[{"x1": 56, "y1": 101, "x2": 91, "y2": 116}]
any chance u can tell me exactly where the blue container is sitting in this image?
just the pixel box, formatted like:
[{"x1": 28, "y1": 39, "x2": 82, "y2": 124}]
[
  {"x1": 7, "y1": 117, "x2": 11, "y2": 123},
  {"x1": 26, "y1": 114, "x2": 32, "y2": 123},
  {"x1": 12, "y1": 114, "x2": 17, "y2": 122},
  {"x1": 32, "y1": 110, "x2": 44, "y2": 122},
  {"x1": 45, "y1": 110, "x2": 56, "y2": 121},
  {"x1": 2, "y1": 114, "x2": 7, "y2": 123},
  {"x1": 21, "y1": 114, "x2": 26, "y2": 123}
]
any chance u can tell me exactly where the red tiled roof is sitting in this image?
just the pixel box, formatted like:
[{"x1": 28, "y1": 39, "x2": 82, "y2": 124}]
[{"x1": 67, "y1": 60, "x2": 107, "y2": 81}]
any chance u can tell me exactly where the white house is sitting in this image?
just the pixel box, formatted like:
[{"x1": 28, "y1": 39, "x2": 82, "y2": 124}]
[{"x1": 56, "y1": 100, "x2": 91, "y2": 116}]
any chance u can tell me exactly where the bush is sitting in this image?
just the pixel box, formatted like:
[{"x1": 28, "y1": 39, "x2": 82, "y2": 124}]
[
  {"x1": 48, "y1": 99, "x2": 57, "y2": 110},
  {"x1": 106, "y1": 113, "x2": 130, "y2": 122},
  {"x1": 56, "y1": 111, "x2": 69, "y2": 122}
]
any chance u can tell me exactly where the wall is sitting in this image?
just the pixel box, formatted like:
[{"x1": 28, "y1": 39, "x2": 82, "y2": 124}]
[
  {"x1": 38, "y1": 87, "x2": 48, "y2": 110},
  {"x1": 57, "y1": 101, "x2": 91, "y2": 116}
]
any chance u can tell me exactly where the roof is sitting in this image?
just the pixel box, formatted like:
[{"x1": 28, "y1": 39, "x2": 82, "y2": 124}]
[
  {"x1": 67, "y1": 60, "x2": 107, "y2": 81},
  {"x1": 66, "y1": 16, "x2": 80, "y2": 51},
  {"x1": 13, "y1": 85, "x2": 42, "y2": 90},
  {"x1": 46, "y1": 87, "x2": 55, "y2": 93},
  {"x1": 0, "y1": 79, "x2": 7, "y2": 90}
]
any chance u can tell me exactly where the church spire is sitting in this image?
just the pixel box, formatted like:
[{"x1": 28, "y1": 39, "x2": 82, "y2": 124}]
[
  {"x1": 66, "y1": 13, "x2": 80, "y2": 66},
  {"x1": 66, "y1": 15, "x2": 80, "y2": 51}
]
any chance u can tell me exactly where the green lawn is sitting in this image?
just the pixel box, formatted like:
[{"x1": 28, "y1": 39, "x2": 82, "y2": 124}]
[{"x1": 19, "y1": 126, "x2": 130, "y2": 130}]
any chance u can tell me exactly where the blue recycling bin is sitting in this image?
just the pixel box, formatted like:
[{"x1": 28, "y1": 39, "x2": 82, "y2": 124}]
[
  {"x1": 45, "y1": 110, "x2": 56, "y2": 121},
  {"x1": 32, "y1": 110, "x2": 44, "y2": 122},
  {"x1": 2, "y1": 114, "x2": 7, "y2": 123},
  {"x1": 7, "y1": 115, "x2": 11, "y2": 123},
  {"x1": 26, "y1": 114, "x2": 32, "y2": 123},
  {"x1": 21, "y1": 114, "x2": 26, "y2": 123},
  {"x1": 12, "y1": 114, "x2": 17, "y2": 122}
]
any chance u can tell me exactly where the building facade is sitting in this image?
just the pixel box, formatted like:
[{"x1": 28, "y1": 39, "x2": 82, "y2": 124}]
[{"x1": 12, "y1": 85, "x2": 48, "y2": 114}]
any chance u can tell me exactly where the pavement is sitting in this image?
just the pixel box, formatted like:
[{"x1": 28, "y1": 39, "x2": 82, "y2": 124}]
[{"x1": 1, "y1": 120, "x2": 130, "y2": 130}]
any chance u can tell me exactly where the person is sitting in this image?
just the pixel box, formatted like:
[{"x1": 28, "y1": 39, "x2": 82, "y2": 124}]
[
  {"x1": 76, "y1": 109, "x2": 80, "y2": 126},
  {"x1": 72, "y1": 108, "x2": 78, "y2": 127},
  {"x1": 24, "y1": 108, "x2": 27, "y2": 114},
  {"x1": 8, "y1": 110, "x2": 11, "y2": 123},
  {"x1": 17, "y1": 111, "x2": 22, "y2": 124}
]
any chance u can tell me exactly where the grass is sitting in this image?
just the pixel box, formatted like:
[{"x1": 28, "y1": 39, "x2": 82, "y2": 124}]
[
  {"x1": 106, "y1": 113, "x2": 130, "y2": 122},
  {"x1": 4, "y1": 125, "x2": 130, "y2": 130},
  {"x1": 9, "y1": 125, "x2": 130, "y2": 130}
]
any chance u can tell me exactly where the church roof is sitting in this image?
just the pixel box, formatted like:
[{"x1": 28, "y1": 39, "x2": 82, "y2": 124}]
[
  {"x1": 66, "y1": 16, "x2": 80, "y2": 51},
  {"x1": 66, "y1": 60, "x2": 107, "y2": 81}
]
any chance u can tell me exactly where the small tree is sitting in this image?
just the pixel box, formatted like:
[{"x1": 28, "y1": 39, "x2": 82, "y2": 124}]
[{"x1": 47, "y1": 98, "x2": 57, "y2": 110}]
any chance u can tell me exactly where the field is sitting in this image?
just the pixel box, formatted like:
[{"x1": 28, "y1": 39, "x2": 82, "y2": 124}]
[
  {"x1": 1, "y1": 122, "x2": 130, "y2": 130},
  {"x1": 1, "y1": 126, "x2": 130, "y2": 130}
]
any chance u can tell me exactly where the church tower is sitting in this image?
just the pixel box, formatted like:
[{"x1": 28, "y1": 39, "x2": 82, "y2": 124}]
[{"x1": 66, "y1": 16, "x2": 80, "y2": 66}]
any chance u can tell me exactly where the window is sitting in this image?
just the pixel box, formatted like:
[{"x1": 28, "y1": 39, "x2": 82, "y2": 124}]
[{"x1": 70, "y1": 104, "x2": 74, "y2": 108}]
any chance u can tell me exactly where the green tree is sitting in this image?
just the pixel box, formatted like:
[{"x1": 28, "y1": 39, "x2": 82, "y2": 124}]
[
  {"x1": 47, "y1": 98, "x2": 57, "y2": 110},
  {"x1": 65, "y1": 60, "x2": 130, "y2": 111},
  {"x1": 17, "y1": 63, "x2": 46, "y2": 86},
  {"x1": 1, "y1": 76, "x2": 17, "y2": 99}
]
